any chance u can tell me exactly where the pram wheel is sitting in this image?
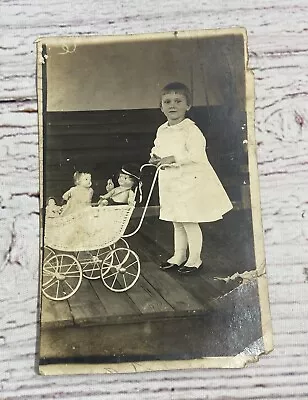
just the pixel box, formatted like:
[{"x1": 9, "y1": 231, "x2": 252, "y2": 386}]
[
  {"x1": 77, "y1": 248, "x2": 112, "y2": 280},
  {"x1": 42, "y1": 254, "x2": 82, "y2": 300},
  {"x1": 101, "y1": 247, "x2": 140, "y2": 292},
  {"x1": 43, "y1": 246, "x2": 55, "y2": 263},
  {"x1": 77, "y1": 239, "x2": 130, "y2": 280},
  {"x1": 77, "y1": 238, "x2": 129, "y2": 280}
]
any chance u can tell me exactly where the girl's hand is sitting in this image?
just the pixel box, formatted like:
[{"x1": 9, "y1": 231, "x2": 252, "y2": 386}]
[
  {"x1": 157, "y1": 156, "x2": 175, "y2": 167},
  {"x1": 149, "y1": 154, "x2": 161, "y2": 165}
]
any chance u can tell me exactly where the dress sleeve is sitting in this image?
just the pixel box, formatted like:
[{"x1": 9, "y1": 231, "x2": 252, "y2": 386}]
[
  {"x1": 174, "y1": 125, "x2": 207, "y2": 165},
  {"x1": 150, "y1": 128, "x2": 162, "y2": 157}
]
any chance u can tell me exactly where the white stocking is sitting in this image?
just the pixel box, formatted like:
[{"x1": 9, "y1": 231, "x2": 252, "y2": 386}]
[
  {"x1": 183, "y1": 222, "x2": 203, "y2": 268},
  {"x1": 168, "y1": 222, "x2": 188, "y2": 265}
]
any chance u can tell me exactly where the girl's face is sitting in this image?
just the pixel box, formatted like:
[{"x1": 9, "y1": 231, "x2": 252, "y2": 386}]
[
  {"x1": 77, "y1": 173, "x2": 92, "y2": 188},
  {"x1": 160, "y1": 91, "x2": 191, "y2": 125},
  {"x1": 118, "y1": 173, "x2": 134, "y2": 188},
  {"x1": 47, "y1": 199, "x2": 56, "y2": 206}
]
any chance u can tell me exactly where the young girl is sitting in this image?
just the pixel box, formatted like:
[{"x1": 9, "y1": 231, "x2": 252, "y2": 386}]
[
  {"x1": 99, "y1": 164, "x2": 140, "y2": 206},
  {"x1": 149, "y1": 82, "x2": 233, "y2": 274},
  {"x1": 61, "y1": 171, "x2": 93, "y2": 216}
]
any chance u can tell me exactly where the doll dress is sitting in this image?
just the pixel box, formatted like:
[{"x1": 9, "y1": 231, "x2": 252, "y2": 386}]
[
  {"x1": 151, "y1": 118, "x2": 233, "y2": 222},
  {"x1": 61, "y1": 186, "x2": 93, "y2": 216}
]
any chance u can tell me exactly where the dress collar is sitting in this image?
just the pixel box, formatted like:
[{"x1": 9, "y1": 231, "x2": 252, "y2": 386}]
[{"x1": 162, "y1": 118, "x2": 195, "y2": 129}]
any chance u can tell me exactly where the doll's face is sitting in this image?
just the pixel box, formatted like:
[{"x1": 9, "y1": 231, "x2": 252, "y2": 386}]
[
  {"x1": 118, "y1": 173, "x2": 134, "y2": 188},
  {"x1": 77, "y1": 173, "x2": 92, "y2": 188},
  {"x1": 160, "y1": 91, "x2": 191, "y2": 125},
  {"x1": 47, "y1": 199, "x2": 56, "y2": 207}
]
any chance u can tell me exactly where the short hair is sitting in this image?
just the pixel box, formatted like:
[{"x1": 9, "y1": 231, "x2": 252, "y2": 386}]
[{"x1": 160, "y1": 82, "x2": 192, "y2": 106}]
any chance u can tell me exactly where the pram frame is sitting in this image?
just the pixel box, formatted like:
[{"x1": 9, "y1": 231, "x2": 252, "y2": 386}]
[{"x1": 42, "y1": 164, "x2": 162, "y2": 300}]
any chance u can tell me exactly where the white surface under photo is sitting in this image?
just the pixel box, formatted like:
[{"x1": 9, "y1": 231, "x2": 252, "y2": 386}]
[{"x1": 36, "y1": 28, "x2": 273, "y2": 374}]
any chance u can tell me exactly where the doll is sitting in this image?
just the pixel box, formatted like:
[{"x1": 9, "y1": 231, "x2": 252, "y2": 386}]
[
  {"x1": 45, "y1": 197, "x2": 62, "y2": 218},
  {"x1": 61, "y1": 171, "x2": 93, "y2": 216},
  {"x1": 99, "y1": 164, "x2": 140, "y2": 206}
]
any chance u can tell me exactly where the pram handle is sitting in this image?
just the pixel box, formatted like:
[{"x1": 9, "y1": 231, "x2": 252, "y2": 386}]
[{"x1": 122, "y1": 163, "x2": 164, "y2": 238}]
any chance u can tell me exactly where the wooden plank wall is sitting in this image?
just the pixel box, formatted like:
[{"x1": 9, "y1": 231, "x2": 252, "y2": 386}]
[
  {"x1": 44, "y1": 107, "x2": 247, "y2": 207},
  {"x1": 1, "y1": 0, "x2": 308, "y2": 399}
]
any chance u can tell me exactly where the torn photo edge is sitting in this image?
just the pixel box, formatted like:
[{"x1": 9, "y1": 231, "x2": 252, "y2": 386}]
[{"x1": 36, "y1": 27, "x2": 273, "y2": 374}]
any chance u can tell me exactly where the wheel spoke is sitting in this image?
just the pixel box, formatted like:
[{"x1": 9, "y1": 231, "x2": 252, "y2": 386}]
[
  {"x1": 43, "y1": 279, "x2": 57, "y2": 290},
  {"x1": 64, "y1": 280, "x2": 74, "y2": 292},
  {"x1": 43, "y1": 270, "x2": 56, "y2": 277},
  {"x1": 43, "y1": 266, "x2": 57, "y2": 273},
  {"x1": 44, "y1": 247, "x2": 56, "y2": 263},
  {"x1": 99, "y1": 249, "x2": 110, "y2": 257},
  {"x1": 114, "y1": 251, "x2": 121, "y2": 265},
  {"x1": 122, "y1": 274, "x2": 127, "y2": 288},
  {"x1": 62, "y1": 269, "x2": 80, "y2": 275},
  {"x1": 125, "y1": 271, "x2": 137, "y2": 278},
  {"x1": 55, "y1": 281, "x2": 60, "y2": 298},
  {"x1": 80, "y1": 260, "x2": 91, "y2": 266},
  {"x1": 104, "y1": 270, "x2": 118, "y2": 280},
  {"x1": 61, "y1": 262, "x2": 75, "y2": 274},
  {"x1": 44, "y1": 262, "x2": 57, "y2": 269},
  {"x1": 83, "y1": 266, "x2": 98, "y2": 273},
  {"x1": 124, "y1": 260, "x2": 138, "y2": 270},
  {"x1": 88, "y1": 268, "x2": 95, "y2": 278},
  {"x1": 111, "y1": 273, "x2": 118, "y2": 289}
]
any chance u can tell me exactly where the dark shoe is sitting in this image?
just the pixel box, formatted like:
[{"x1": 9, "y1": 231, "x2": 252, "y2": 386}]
[
  {"x1": 160, "y1": 261, "x2": 182, "y2": 270},
  {"x1": 178, "y1": 264, "x2": 203, "y2": 274}
]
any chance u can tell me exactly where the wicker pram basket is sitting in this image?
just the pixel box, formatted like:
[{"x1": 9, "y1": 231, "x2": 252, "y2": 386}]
[{"x1": 44, "y1": 205, "x2": 134, "y2": 252}]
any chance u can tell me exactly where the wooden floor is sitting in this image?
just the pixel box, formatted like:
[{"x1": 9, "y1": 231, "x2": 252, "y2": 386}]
[
  {"x1": 41, "y1": 212, "x2": 247, "y2": 329},
  {"x1": 39, "y1": 212, "x2": 261, "y2": 363}
]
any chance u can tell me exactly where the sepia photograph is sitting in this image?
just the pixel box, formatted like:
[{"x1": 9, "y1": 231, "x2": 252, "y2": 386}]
[{"x1": 37, "y1": 28, "x2": 272, "y2": 374}]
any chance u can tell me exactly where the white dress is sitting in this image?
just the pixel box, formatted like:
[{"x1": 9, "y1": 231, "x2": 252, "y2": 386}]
[
  {"x1": 61, "y1": 186, "x2": 93, "y2": 216},
  {"x1": 151, "y1": 118, "x2": 233, "y2": 223}
]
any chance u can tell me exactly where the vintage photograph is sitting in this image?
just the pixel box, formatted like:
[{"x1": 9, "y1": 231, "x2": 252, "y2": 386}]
[{"x1": 37, "y1": 29, "x2": 272, "y2": 373}]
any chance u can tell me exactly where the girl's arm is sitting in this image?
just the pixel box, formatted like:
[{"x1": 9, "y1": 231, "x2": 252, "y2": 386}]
[
  {"x1": 149, "y1": 128, "x2": 163, "y2": 159},
  {"x1": 176, "y1": 126, "x2": 207, "y2": 165}
]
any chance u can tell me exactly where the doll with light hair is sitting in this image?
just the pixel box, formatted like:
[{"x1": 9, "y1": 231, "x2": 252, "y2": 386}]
[{"x1": 61, "y1": 171, "x2": 93, "y2": 216}]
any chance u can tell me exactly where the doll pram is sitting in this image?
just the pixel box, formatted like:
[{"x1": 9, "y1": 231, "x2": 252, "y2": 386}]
[{"x1": 42, "y1": 164, "x2": 160, "y2": 301}]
